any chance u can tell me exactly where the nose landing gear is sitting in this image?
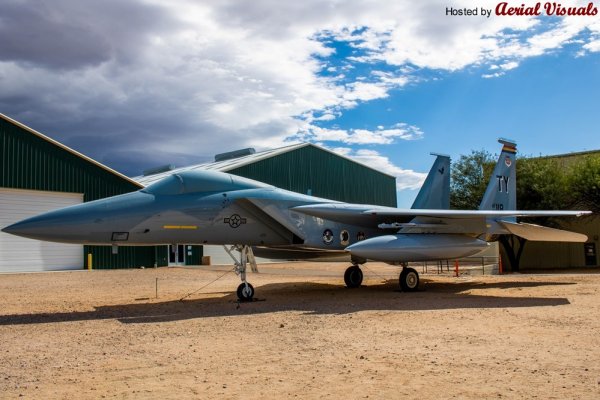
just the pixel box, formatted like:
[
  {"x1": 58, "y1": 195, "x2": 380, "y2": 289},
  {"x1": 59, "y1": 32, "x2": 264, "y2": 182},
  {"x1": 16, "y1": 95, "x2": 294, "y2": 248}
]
[{"x1": 224, "y1": 245, "x2": 258, "y2": 302}]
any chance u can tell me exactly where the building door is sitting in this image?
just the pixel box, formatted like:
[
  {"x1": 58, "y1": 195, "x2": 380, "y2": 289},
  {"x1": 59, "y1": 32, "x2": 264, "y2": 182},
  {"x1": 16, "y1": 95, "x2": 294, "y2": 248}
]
[
  {"x1": 584, "y1": 243, "x2": 597, "y2": 266},
  {"x1": 169, "y1": 244, "x2": 185, "y2": 266},
  {"x1": 0, "y1": 188, "x2": 83, "y2": 272}
]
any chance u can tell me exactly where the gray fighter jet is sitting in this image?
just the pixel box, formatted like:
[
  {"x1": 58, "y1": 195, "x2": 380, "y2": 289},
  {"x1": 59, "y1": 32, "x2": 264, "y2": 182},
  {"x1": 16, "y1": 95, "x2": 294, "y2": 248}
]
[{"x1": 2, "y1": 140, "x2": 590, "y2": 301}]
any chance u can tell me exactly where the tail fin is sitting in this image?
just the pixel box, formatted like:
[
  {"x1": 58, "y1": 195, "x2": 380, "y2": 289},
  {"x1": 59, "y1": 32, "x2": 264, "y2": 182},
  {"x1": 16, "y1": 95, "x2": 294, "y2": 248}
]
[
  {"x1": 411, "y1": 153, "x2": 450, "y2": 209},
  {"x1": 479, "y1": 138, "x2": 517, "y2": 212}
]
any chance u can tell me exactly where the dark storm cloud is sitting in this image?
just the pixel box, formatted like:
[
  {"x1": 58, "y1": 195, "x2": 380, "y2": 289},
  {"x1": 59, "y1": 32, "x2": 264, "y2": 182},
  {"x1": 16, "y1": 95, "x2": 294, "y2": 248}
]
[
  {"x1": 0, "y1": 0, "x2": 176, "y2": 69},
  {"x1": 37, "y1": 112, "x2": 256, "y2": 177}
]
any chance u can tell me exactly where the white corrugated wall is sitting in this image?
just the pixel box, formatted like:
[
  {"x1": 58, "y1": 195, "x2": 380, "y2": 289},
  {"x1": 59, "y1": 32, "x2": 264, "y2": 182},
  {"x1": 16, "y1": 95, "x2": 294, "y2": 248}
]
[{"x1": 0, "y1": 188, "x2": 83, "y2": 272}]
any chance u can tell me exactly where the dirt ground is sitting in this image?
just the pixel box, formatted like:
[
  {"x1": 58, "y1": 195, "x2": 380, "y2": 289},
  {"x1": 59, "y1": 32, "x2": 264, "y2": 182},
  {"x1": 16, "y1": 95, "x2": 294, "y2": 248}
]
[{"x1": 1, "y1": 262, "x2": 599, "y2": 399}]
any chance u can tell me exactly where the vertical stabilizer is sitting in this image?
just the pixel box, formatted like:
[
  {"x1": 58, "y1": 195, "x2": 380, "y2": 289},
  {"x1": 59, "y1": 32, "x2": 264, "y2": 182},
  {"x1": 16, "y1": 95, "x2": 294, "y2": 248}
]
[
  {"x1": 479, "y1": 139, "x2": 517, "y2": 213},
  {"x1": 411, "y1": 153, "x2": 450, "y2": 209}
]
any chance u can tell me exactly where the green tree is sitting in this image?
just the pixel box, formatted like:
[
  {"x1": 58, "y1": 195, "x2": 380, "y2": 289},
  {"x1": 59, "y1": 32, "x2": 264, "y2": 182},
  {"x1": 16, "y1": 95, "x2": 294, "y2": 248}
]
[
  {"x1": 450, "y1": 149, "x2": 494, "y2": 209},
  {"x1": 569, "y1": 155, "x2": 600, "y2": 213},
  {"x1": 516, "y1": 157, "x2": 569, "y2": 211}
]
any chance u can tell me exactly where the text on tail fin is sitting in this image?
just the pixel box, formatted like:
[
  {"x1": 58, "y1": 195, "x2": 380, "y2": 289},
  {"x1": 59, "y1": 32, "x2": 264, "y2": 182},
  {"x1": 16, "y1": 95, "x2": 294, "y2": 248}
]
[{"x1": 479, "y1": 138, "x2": 517, "y2": 213}]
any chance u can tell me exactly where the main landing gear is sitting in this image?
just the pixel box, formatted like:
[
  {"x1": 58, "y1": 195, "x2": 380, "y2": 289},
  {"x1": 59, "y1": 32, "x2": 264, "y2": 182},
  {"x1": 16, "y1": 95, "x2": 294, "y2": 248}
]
[
  {"x1": 224, "y1": 245, "x2": 258, "y2": 302},
  {"x1": 344, "y1": 264, "x2": 363, "y2": 288},
  {"x1": 399, "y1": 266, "x2": 419, "y2": 292},
  {"x1": 343, "y1": 263, "x2": 420, "y2": 292}
]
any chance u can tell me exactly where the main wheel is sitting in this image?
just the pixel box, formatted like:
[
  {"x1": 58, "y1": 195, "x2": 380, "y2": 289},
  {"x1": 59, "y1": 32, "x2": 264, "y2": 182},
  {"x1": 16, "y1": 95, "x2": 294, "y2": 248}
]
[
  {"x1": 237, "y1": 282, "x2": 254, "y2": 302},
  {"x1": 344, "y1": 266, "x2": 363, "y2": 288},
  {"x1": 399, "y1": 268, "x2": 419, "y2": 292}
]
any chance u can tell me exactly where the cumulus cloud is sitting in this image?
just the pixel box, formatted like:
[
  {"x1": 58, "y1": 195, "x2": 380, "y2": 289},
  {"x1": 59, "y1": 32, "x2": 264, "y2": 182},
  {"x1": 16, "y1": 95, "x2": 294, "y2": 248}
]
[
  {"x1": 327, "y1": 147, "x2": 427, "y2": 190},
  {"x1": 0, "y1": 0, "x2": 599, "y2": 178},
  {"x1": 300, "y1": 124, "x2": 423, "y2": 145}
]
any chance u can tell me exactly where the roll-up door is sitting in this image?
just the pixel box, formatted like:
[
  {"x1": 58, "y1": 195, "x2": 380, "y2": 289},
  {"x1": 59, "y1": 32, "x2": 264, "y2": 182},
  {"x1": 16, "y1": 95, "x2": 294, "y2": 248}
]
[{"x1": 0, "y1": 188, "x2": 83, "y2": 272}]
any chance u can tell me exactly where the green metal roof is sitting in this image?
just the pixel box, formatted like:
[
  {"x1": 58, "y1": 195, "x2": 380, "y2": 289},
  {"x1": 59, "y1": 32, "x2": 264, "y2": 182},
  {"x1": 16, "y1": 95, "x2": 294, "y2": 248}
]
[{"x1": 134, "y1": 142, "x2": 396, "y2": 186}]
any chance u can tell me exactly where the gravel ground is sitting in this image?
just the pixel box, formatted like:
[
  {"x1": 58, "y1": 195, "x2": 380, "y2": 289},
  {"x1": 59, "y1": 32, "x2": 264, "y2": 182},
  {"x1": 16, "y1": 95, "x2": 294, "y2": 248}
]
[{"x1": 1, "y1": 262, "x2": 599, "y2": 399}]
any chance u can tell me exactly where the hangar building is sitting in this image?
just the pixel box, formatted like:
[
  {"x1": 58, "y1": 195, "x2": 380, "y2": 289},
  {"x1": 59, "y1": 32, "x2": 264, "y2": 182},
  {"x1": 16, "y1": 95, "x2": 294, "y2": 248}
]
[{"x1": 0, "y1": 114, "x2": 396, "y2": 272}]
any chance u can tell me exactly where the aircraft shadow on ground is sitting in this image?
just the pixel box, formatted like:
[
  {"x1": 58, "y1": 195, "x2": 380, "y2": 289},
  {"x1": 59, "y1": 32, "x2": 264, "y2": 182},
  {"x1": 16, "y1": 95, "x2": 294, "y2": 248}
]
[{"x1": 0, "y1": 279, "x2": 573, "y2": 326}]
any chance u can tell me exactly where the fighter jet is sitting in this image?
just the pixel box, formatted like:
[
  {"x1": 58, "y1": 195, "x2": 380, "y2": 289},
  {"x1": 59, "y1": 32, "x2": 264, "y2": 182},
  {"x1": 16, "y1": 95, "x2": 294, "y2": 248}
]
[{"x1": 2, "y1": 140, "x2": 590, "y2": 301}]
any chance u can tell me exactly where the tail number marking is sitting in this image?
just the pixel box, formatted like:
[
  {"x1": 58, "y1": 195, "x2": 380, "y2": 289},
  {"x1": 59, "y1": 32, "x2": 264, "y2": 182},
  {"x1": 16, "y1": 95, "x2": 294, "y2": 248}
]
[{"x1": 496, "y1": 175, "x2": 510, "y2": 193}]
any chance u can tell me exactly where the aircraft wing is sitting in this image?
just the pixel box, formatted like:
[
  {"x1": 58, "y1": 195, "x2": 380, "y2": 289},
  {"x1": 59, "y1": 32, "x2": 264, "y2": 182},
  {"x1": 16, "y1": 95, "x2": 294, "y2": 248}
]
[
  {"x1": 292, "y1": 203, "x2": 590, "y2": 221},
  {"x1": 291, "y1": 204, "x2": 591, "y2": 241}
]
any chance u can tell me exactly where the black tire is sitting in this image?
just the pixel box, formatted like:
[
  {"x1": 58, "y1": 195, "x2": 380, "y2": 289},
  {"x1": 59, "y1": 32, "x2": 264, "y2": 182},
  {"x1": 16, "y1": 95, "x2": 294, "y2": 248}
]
[
  {"x1": 237, "y1": 282, "x2": 254, "y2": 302},
  {"x1": 399, "y1": 268, "x2": 419, "y2": 292},
  {"x1": 344, "y1": 266, "x2": 363, "y2": 288}
]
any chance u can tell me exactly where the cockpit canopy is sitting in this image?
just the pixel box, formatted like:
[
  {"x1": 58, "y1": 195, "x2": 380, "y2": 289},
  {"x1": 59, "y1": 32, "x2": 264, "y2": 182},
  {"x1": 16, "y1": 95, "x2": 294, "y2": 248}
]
[{"x1": 141, "y1": 170, "x2": 271, "y2": 195}]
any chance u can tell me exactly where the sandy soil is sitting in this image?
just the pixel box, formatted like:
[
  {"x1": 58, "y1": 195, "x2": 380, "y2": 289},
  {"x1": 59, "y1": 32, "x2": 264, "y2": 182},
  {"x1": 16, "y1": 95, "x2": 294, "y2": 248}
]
[{"x1": 1, "y1": 262, "x2": 599, "y2": 399}]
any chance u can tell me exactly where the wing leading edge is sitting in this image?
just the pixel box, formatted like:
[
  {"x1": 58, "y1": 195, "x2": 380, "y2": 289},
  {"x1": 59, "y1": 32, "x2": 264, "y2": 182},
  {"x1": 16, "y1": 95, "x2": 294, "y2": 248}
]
[
  {"x1": 290, "y1": 204, "x2": 591, "y2": 241},
  {"x1": 292, "y1": 203, "x2": 590, "y2": 220}
]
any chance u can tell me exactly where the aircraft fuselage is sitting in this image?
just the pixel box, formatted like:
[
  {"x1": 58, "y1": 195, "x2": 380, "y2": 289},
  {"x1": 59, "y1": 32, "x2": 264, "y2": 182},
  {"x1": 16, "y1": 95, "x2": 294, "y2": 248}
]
[{"x1": 3, "y1": 179, "x2": 382, "y2": 251}]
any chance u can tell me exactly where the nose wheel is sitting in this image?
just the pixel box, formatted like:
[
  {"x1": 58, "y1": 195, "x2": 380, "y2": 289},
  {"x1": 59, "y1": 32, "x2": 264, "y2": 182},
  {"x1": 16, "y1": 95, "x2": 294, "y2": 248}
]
[
  {"x1": 399, "y1": 267, "x2": 419, "y2": 291},
  {"x1": 344, "y1": 265, "x2": 363, "y2": 288},
  {"x1": 237, "y1": 282, "x2": 255, "y2": 302}
]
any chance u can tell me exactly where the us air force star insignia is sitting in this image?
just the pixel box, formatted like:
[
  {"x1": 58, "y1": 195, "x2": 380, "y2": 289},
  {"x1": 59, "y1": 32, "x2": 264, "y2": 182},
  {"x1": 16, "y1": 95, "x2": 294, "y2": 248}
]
[{"x1": 224, "y1": 214, "x2": 247, "y2": 228}]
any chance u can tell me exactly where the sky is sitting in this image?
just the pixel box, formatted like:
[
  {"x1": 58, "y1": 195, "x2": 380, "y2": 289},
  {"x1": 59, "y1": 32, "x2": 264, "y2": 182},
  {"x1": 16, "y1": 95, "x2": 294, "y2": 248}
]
[{"x1": 1, "y1": 0, "x2": 599, "y2": 207}]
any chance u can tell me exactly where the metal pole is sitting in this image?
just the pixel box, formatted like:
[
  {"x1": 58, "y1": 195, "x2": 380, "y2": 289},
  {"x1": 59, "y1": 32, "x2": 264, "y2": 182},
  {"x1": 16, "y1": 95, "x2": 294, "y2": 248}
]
[{"x1": 482, "y1": 257, "x2": 485, "y2": 275}]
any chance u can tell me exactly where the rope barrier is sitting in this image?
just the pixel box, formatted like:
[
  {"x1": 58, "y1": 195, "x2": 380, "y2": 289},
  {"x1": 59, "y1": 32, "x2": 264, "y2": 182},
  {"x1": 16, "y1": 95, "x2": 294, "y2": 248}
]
[{"x1": 179, "y1": 267, "x2": 236, "y2": 301}]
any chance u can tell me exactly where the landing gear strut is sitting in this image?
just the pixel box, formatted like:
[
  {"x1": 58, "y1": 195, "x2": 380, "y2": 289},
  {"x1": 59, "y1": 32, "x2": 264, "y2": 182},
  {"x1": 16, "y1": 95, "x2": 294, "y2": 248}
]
[
  {"x1": 399, "y1": 266, "x2": 419, "y2": 291},
  {"x1": 344, "y1": 264, "x2": 363, "y2": 288},
  {"x1": 224, "y1": 245, "x2": 258, "y2": 302}
]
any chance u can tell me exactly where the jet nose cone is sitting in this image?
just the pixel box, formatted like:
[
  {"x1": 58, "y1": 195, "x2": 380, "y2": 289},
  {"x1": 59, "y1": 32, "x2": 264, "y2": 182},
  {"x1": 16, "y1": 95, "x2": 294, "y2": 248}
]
[
  {"x1": 2, "y1": 221, "x2": 23, "y2": 235},
  {"x1": 2, "y1": 191, "x2": 154, "y2": 244},
  {"x1": 1, "y1": 203, "x2": 98, "y2": 243},
  {"x1": 2, "y1": 214, "x2": 61, "y2": 241}
]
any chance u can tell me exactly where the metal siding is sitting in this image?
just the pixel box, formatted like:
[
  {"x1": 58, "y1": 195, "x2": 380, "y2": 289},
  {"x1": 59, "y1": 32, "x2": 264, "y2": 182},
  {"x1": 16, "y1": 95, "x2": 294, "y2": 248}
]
[
  {"x1": 0, "y1": 188, "x2": 83, "y2": 272},
  {"x1": 155, "y1": 246, "x2": 169, "y2": 267},
  {"x1": 84, "y1": 246, "x2": 160, "y2": 269},
  {"x1": 1, "y1": 119, "x2": 140, "y2": 200},
  {"x1": 185, "y1": 245, "x2": 203, "y2": 266},
  {"x1": 519, "y1": 217, "x2": 599, "y2": 269},
  {"x1": 228, "y1": 145, "x2": 397, "y2": 206}
]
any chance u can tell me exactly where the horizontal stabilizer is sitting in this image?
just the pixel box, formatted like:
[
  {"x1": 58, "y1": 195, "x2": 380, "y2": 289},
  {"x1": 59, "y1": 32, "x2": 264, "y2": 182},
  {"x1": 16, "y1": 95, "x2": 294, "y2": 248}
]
[{"x1": 499, "y1": 221, "x2": 588, "y2": 242}]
